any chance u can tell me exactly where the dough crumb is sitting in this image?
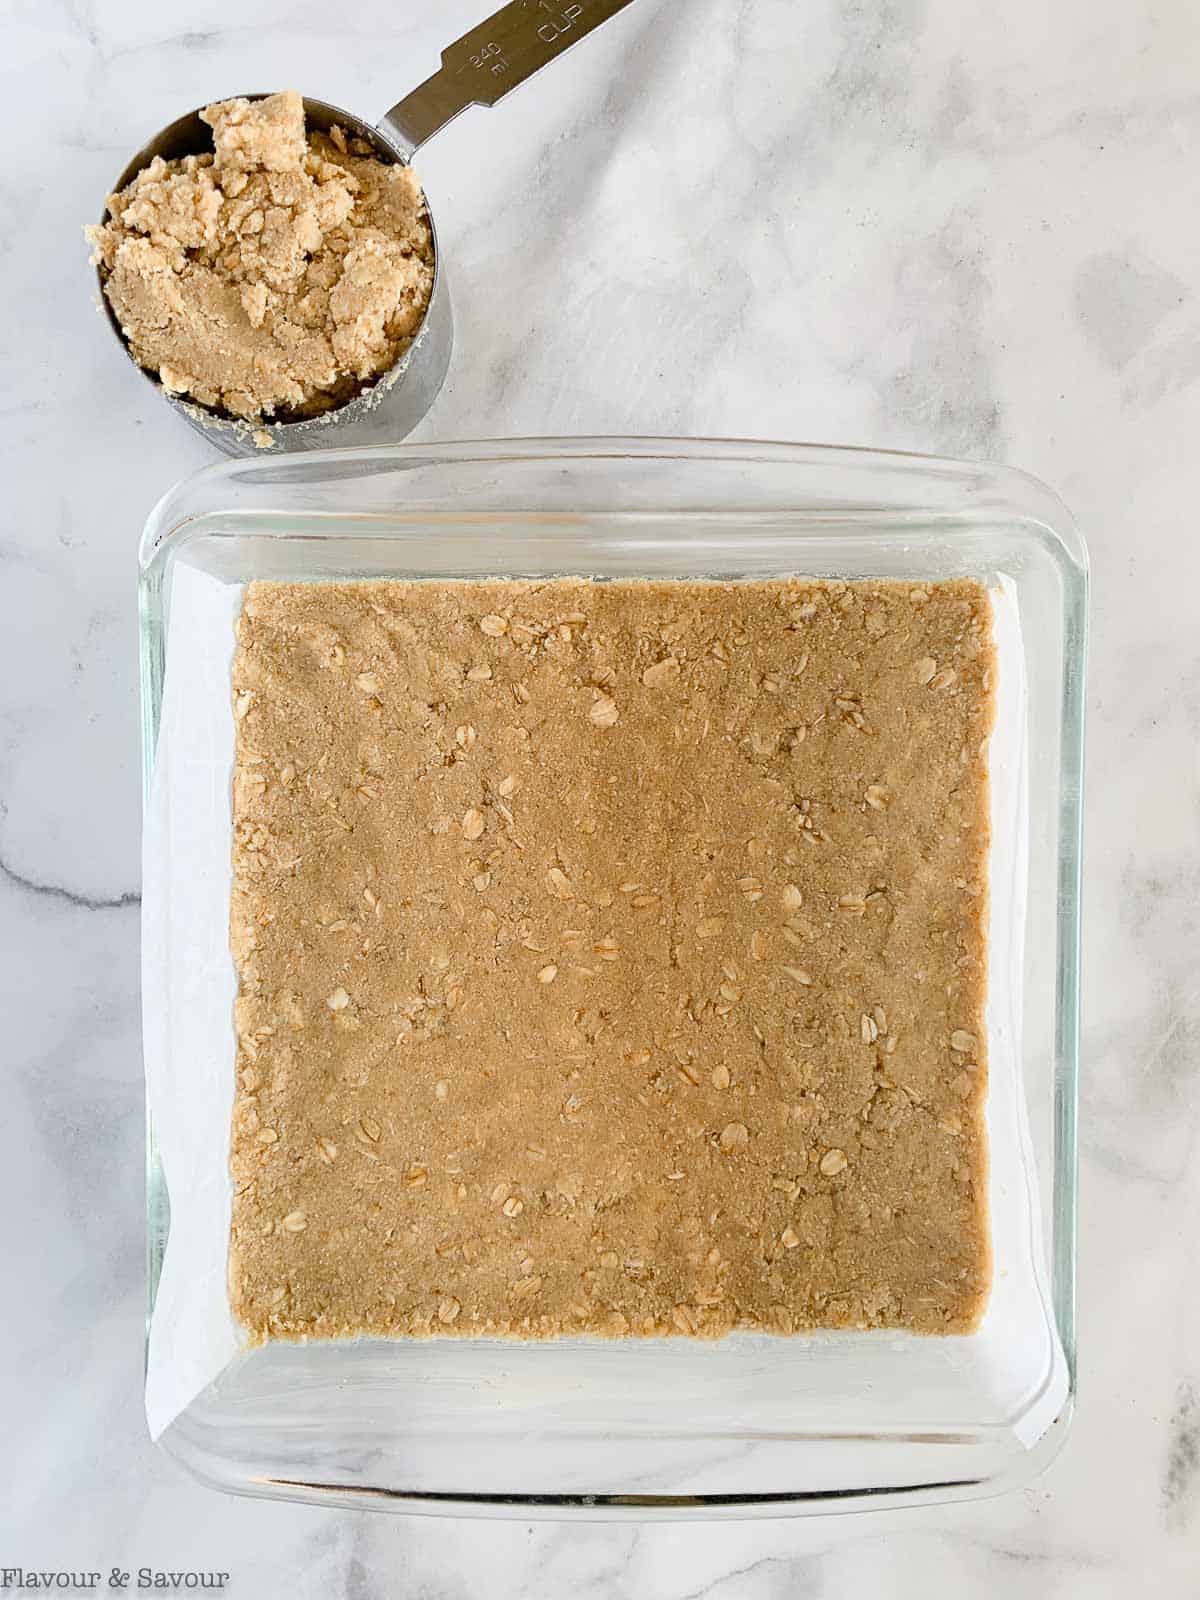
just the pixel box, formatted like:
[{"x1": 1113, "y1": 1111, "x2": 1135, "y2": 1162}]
[{"x1": 86, "y1": 91, "x2": 434, "y2": 421}]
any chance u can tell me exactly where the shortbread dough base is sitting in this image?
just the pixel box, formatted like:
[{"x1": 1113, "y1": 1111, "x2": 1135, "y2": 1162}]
[{"x1": 228, "y1": 577, "x2": 995, "y2": 1340}]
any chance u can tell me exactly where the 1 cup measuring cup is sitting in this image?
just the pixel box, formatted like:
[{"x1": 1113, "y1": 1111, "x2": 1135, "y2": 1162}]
[{"x1": 94, "y1": 0, "x2": 638, "y2": 456}]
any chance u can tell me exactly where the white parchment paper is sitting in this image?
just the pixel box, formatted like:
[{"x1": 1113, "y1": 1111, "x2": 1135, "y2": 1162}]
[
  {"x1": 142, "y1": 569, "x2": 1059, "y2": 1442},
  {"x1": 143, "y1": 563, "x2": 243, "y2": 1442}
]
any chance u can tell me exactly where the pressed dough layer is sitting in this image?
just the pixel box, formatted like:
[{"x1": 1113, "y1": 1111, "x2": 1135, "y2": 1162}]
[
  {"x1": 87, "y1": 91, "x2": 433, "y2": 421},
  {"x1": 229, "y1": 577, "x2": 995, "y2": 1340}
]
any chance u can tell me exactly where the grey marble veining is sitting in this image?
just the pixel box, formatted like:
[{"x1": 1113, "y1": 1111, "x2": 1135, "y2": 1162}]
[{"x1": 2, "y1": 0, "x2": 1198, "y2": 1593}]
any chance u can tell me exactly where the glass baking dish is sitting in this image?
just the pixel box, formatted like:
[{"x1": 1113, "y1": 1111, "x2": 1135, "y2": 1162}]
[{"x1": 138, "y1": 438, "x2": 1086, "y2": 1518}]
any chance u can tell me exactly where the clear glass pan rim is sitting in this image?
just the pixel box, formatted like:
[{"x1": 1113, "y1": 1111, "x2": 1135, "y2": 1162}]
[
  {"x1": 139, "y1": 435, "x2": 1090, "y2": 571},
  {"x1": 138, "y1": 437, "x2": 1087, "y2": 1518}
]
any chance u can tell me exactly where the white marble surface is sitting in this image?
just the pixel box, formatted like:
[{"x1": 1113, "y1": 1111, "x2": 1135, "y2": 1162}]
[{"x1": 2, "y1": 0, "x2": 1198, "y2": 1591}]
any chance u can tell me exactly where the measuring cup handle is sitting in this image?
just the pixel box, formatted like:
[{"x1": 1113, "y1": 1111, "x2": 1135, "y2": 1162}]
[{"x1": 381, "y1": 0, "x2": 639, "y2": 157}]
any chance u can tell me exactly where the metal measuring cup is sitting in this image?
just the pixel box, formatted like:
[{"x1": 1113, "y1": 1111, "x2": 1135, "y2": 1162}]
[{"x1": 95, "y1": 0, "x2": 637, "y2": 456}]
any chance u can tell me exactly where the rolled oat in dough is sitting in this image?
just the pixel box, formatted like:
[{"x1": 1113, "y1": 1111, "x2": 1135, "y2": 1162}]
[
  {"x1": 87, "y1": 91, "x2": 433, "y2": 421},
  {"x1": 229, "y1": 577, "x2": 995, "y2": 1341}
]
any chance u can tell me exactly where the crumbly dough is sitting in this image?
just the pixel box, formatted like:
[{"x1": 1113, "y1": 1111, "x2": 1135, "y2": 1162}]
[
  {"x1": 229, "y1": 577, "x2": 995, "y2": 1341},
  {"x1": 87, "y1": 91, "x2": 434, "y2": 420}
]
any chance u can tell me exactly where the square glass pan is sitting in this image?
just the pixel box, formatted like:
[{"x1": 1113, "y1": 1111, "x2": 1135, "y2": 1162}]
[{"x1": 139, "y1": 438, "x2": 1086, "y2": 1519}]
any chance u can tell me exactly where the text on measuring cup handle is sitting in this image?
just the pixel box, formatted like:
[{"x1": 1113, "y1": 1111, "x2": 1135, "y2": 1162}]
[
  {"x1": 536, "y1": 2, "x2": 584, "y2": 43},
  {"x1": 469, "y1": 40, "x2": 510, "y2": 75}
]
